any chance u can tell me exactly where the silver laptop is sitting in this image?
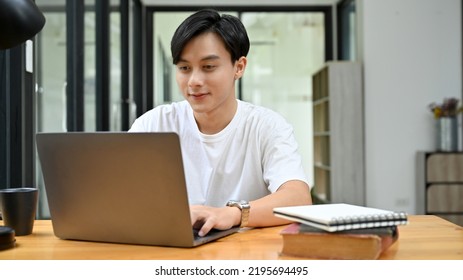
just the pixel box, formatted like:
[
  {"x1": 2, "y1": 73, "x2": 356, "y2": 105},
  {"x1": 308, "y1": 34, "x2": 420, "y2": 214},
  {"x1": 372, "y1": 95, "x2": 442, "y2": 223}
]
[{"x1": 36, "y1": 132, "x2": 238, "y2": 247}]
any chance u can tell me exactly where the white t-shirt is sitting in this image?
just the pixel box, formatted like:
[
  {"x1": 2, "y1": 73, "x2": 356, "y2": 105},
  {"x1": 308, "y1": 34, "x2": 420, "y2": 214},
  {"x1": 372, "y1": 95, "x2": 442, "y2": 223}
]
[{"x1": 129, "y1": 100, "x2": 309, "y2": 207}]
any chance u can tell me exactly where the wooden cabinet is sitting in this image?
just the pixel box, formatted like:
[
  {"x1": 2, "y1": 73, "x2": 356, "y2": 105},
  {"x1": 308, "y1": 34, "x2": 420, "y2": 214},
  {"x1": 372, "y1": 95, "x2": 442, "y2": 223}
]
[
  {"x1": 416, "y1": 152, "x2": 463, "y2": 226},
  {"x1": 312, "y1": 61, "x2": 364, "y2": 205}
]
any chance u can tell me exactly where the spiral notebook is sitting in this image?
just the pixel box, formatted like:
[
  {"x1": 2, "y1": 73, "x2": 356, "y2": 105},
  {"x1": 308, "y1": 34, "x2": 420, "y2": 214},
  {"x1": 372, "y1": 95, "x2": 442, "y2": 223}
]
[{"x1": 273, "y1": 203, "x2": 408, "y2": 232}]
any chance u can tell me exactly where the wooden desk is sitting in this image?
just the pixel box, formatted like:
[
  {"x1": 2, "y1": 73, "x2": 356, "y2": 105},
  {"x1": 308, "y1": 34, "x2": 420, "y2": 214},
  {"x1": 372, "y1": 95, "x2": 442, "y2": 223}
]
[{"x1": 1, "y1": 215, "x2": 462, "y2": 260}]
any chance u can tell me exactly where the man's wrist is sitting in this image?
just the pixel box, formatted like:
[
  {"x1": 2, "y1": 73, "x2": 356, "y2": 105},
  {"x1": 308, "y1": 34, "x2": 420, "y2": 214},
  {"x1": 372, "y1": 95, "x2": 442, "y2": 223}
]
[
  {"x1": 227, "y1": 206, "x2": 241, "y2": 227},
  {"x1": 226, "y1": 200, "x2": 250, "y2": 227}
]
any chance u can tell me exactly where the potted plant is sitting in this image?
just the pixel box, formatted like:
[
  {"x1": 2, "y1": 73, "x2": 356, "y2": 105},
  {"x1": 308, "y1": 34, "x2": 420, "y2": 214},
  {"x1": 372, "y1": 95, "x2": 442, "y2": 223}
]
[
  {"x1": 429, "y1": 97, "x2": 463, "y2": 119},
  {"x1": 428, "y1": 97, "x2": 463, "y2": 151}
]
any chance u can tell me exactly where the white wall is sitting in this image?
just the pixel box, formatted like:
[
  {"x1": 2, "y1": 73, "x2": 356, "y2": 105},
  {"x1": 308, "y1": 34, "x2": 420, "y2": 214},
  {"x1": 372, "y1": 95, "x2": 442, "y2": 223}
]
[{"x1": 358, "y1": 0, "x2": 462, "y2": 213}]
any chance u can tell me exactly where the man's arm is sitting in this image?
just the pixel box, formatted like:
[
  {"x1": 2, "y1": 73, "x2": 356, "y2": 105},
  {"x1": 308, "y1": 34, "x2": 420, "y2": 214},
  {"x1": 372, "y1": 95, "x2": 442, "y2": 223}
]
[
  {"x1": 248, "y1": 180, "x2": 312, "y2": 227},
  {"x1": 190, "y1": 180, "x2": 312, "y2": 236}
]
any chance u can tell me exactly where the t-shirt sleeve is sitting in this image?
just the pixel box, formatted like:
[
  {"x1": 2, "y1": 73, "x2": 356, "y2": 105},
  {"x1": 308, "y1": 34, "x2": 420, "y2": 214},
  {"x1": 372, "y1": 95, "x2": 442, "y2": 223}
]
[{"x1": 260, "y1": 114, "x2": 310, "y2": 193}]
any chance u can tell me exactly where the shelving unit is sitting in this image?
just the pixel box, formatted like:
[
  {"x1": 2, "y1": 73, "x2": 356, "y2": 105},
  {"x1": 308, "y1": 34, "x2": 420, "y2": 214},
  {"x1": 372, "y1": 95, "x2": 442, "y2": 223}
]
[
  {"x1": 312, "y1": 61, "x2": 364, "y2": 205},
  {"x1": 416, "y1": 152, "x2": 463, "y2": 226}
]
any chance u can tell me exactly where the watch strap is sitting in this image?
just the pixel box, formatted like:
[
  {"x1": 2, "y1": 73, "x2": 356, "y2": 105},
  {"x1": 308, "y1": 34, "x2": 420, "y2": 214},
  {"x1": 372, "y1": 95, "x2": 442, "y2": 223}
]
[{"x1": 226, "y1": 200, "x2": 250, "y2": 228}]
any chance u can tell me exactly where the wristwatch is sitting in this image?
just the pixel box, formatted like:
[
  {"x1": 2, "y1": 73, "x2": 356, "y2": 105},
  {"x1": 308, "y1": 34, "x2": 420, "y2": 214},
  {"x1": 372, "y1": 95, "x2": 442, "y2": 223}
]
[{"x1": 226, "y1": 200, "x2": 250, "y2": 228}]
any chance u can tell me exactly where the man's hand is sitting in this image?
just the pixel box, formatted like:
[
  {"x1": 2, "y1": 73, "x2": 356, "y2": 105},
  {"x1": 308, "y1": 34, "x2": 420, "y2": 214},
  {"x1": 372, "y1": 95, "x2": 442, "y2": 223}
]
[
  {"x1": 190, "y1": 205, "x2": 241, "y2": 237},
  {"x1": 190, "y1": 180, "x2": 312, "y2": 236}
]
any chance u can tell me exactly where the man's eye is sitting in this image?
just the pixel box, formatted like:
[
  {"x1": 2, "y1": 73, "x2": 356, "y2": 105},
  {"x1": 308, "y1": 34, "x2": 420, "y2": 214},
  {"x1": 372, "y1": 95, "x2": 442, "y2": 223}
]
[
  {"x1": 178, "y1": 65, "x2": 190, "y2": 71},
  {"x1": 203, "y1": 65, "x2": 216, "y2": 70}
]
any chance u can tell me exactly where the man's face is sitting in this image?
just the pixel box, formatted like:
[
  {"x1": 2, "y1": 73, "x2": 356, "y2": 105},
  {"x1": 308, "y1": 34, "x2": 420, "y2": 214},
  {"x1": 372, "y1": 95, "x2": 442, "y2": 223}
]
[{"x1": 175, "y1": 32, "x2": 245, "y2": 117}]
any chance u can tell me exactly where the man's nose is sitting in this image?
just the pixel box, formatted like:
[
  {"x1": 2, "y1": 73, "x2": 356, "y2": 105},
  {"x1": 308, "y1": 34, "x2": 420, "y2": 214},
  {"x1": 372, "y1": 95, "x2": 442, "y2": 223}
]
[{"x1": 188, "y1": 69, "x2": 205, "y2": 87}]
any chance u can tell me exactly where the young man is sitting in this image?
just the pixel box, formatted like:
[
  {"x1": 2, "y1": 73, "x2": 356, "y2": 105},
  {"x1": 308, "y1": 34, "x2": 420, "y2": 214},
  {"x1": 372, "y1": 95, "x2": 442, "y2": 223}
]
[{"x1": 129, "y1": 9, "x2": 312, "y2": 236}]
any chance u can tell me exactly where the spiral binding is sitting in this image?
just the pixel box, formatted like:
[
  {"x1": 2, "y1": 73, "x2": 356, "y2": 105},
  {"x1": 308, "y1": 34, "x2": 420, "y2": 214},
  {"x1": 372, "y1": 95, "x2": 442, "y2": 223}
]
[{"x1": 328, "y1": 211, "x2": 408, "y2": 231}]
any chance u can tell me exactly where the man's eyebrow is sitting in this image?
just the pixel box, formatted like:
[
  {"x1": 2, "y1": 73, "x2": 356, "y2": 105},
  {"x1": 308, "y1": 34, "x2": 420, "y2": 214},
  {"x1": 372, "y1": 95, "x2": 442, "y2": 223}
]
[
  {"x1": 177, "y1": 55, "x2": 220, "y2": 63},
  {"x1": 201, "y1": 55, "x2": 220, "y2": 61}
]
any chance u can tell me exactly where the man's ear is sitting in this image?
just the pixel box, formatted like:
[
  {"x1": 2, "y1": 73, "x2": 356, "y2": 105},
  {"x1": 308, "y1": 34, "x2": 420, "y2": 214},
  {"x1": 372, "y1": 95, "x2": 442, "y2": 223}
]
[{"x1": 234, "y1": 56, "x2": 247, "y2": 80}]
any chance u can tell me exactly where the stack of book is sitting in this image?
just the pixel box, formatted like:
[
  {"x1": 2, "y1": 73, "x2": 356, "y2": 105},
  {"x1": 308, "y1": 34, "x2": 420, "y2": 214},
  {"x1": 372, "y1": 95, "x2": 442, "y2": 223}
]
[{"x1": 273, "y1": 203, "x2": 408, "y2": 260}]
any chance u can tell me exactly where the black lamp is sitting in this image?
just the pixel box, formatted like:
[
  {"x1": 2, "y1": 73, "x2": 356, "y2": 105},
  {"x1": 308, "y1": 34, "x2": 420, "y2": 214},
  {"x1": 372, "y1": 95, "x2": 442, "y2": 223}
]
[
  {"x1": 0, "y1": 0, "x2": 46, "y2": 50},
  {"x1": 0, "y1": 0, "x2": 45, "y2": 250}
]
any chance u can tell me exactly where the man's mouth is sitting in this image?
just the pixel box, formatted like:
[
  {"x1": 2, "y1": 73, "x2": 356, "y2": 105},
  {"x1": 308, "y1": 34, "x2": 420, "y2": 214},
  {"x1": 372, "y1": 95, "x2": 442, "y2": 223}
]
[{"x1": 189, "y1": 92, "x2": 209, "y2": 98}]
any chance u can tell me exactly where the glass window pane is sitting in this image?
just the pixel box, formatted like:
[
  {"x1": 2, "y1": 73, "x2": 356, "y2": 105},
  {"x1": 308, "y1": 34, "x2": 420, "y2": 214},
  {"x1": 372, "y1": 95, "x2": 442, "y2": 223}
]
[
  {"x1": 84, "y1": 11, "x2": 96, "y2": 132},
  {"x1": 241, "y1": 12, "x2": 326, "y2": 186},
  {"x1": 38, "y1": 12, "x2": 67, "y2": 133},
  {"x1": 110, "y1": 13, "x2": 122, "y2": 131},
  {"x1": 339, "y1": 1, "x2": 357, "y2": 61}
]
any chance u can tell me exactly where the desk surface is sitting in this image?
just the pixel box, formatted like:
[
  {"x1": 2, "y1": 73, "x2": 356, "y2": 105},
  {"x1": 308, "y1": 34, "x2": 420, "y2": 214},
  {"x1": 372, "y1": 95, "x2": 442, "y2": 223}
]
[{"x1": 1, "y1": 215, "x2": 462, "y2": 260}]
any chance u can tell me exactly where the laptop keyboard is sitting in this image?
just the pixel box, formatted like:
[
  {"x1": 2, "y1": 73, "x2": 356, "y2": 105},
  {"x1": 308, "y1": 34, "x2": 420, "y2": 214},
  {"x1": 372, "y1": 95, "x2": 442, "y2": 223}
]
[
  {"x1": 193, "y1": 228, "x2": 211, "y2": 239},
  {"x1": 193, "y1": 228, "x2": 224, "y2": 240}
]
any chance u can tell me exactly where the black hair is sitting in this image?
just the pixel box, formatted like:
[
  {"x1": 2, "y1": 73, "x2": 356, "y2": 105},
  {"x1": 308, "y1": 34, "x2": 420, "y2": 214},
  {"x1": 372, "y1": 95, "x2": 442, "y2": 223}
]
[{"x1": 171, "y1": 9, "x2": 250, "y2": 64}]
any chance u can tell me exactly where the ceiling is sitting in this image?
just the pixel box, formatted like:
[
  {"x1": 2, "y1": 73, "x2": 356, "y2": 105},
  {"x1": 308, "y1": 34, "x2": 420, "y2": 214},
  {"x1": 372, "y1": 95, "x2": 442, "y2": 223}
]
[
  {"x1": 141, "y1": 0, "x2": 338, "y2": 7},
  {"x1": 36, "y1": 0, "x2": 338, "y2": 9}
]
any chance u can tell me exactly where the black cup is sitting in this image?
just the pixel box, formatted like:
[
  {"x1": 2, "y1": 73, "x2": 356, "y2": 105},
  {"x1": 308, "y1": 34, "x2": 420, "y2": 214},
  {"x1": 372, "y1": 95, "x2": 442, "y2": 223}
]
[{"x1": 0, "y1": 187, "x2": 38, "y2": 236}]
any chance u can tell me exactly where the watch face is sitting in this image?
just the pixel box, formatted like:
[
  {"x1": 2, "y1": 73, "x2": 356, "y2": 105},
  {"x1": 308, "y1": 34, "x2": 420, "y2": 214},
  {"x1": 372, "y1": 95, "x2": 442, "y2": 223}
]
[
  {"x1": 239, "y1": 201, "x2": 250, "y2": 209},
  {"x1": 227, "y1": 200, "x2": 249, "y2": 208},
  {"x1": 227, "y1": 200, "x2": 238, "y2": 207}
]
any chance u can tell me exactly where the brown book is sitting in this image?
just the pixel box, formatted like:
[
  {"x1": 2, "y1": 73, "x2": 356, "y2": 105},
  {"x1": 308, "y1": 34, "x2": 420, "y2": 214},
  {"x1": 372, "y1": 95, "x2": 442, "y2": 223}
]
[{"x1": 280, "y1": 223, "x2": 399, "y2": 260}]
